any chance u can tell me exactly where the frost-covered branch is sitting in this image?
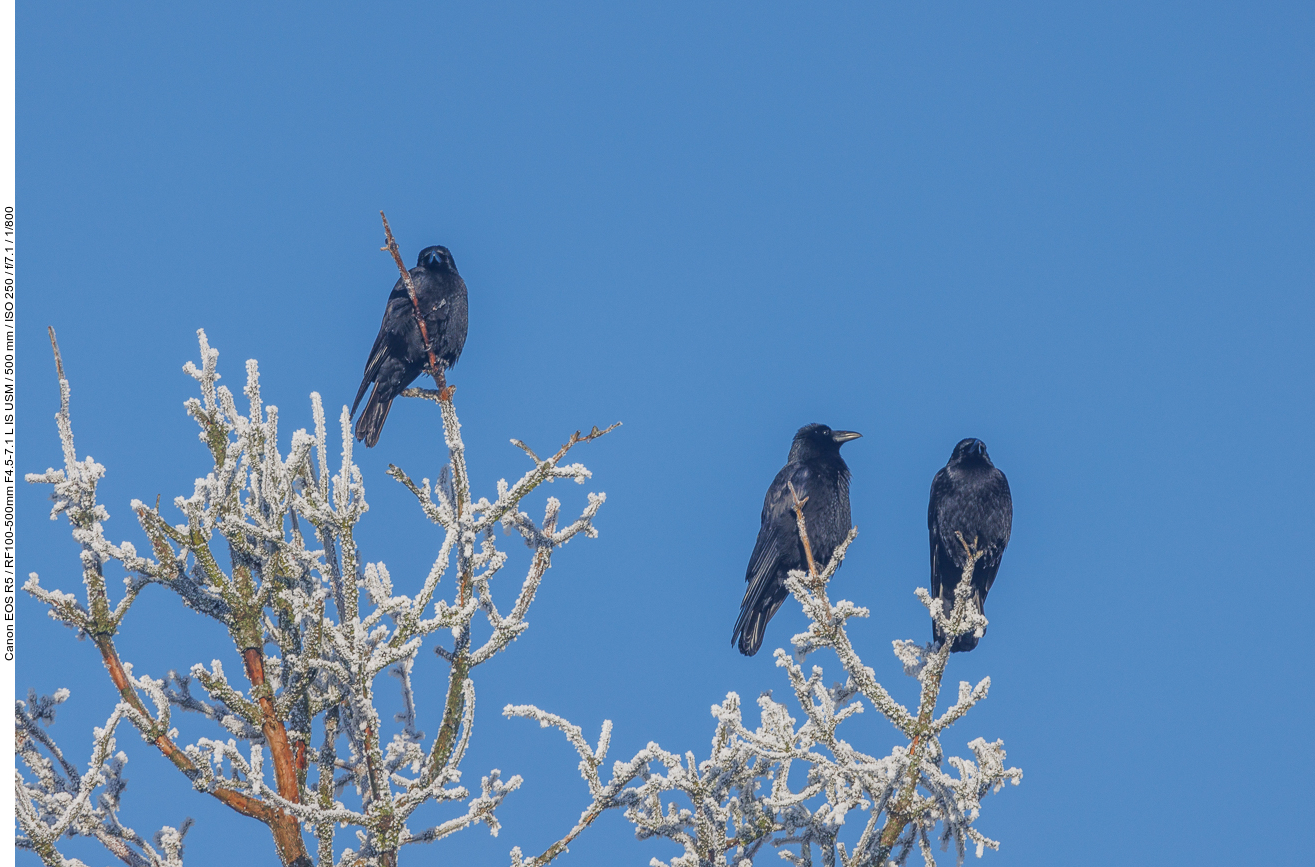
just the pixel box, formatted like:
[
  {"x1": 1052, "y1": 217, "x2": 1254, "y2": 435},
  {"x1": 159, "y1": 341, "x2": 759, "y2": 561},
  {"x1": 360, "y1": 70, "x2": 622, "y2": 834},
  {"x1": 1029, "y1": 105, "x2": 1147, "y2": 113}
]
[
  {"x1": 16, "y1": 689, "x2": 193, "y2": 867},
  {"x1": 501, "y1": 707, "x2": 662, "y2": 867},
  {"x1": 23, "y1": 330, "x2": 282, "y2": 854},
  {"x1": 510, "y1": 496, "x2": 1020, "y2": 867},
  {"x1": 25, "y1": 329, "x2": 616, "y2": 866}
]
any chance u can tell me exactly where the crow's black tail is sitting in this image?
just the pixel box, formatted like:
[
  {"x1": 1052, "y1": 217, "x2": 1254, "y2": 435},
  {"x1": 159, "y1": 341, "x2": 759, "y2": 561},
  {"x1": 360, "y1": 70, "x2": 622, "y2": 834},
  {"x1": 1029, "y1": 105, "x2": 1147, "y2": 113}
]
[
  {"x1": 732, "y1": 579, "x2": 787, "y2": 657},
  {"x1": 353, "y1": 384, "x2": 395, "y2": 448}
]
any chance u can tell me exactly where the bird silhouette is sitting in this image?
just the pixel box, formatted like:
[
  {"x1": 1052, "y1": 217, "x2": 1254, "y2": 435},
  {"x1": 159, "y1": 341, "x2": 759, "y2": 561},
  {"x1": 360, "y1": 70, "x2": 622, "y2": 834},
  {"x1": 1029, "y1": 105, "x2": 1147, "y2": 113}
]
[
  {"x1": 927, "y1": 438, "x2": 1012, "y2": 652},
  {"x1": 734, "y1": 424, "x2": 861, "y2": 656},
  {"x1": 351, "y1": 245, "x2": 468, "y2": 447}
]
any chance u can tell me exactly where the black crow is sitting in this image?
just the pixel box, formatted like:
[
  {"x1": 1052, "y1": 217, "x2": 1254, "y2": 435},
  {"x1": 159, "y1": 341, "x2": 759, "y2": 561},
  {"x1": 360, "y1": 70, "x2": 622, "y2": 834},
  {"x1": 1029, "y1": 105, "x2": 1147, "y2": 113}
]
[
  {"x1": 352, "y1": 245, "x2": 469, "y2": 447},
  {"x1": 733, "y1": 424, "x2": 861, "y2": 656},
  {"x1": 928, "y1": 438, "x2": 1012, "y2": 652}
]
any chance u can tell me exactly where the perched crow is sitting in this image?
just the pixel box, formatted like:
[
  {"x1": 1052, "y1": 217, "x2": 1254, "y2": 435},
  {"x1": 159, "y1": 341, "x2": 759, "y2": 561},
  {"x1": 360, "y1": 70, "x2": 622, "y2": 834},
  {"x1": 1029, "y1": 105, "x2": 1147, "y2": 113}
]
[
  {"x1": 733, "y1": 424, "x2": 861, "y2": 656},
  {"x1": 351, "y1": 245, "x2": 469, "y2": 447},
  {"x1": 928, "y1": 438, "x2": 1012, "y2": 652}
]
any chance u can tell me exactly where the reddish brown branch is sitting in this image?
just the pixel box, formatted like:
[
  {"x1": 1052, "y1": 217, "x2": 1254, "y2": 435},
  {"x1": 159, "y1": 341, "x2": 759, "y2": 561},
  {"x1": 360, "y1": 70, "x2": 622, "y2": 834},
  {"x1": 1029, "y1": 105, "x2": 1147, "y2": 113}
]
[
  {"x1": 95, "y1": 636, "x2": 204, "y2": 779},
  {"x1": 94, "y1": 636, "x2": 308, "y2": 863},
  {"x1": 237, "y1": 646, "x2": 310, "y2": 864},
  {"x1": 241, "y1": 648, "x2": 302, "y2": 803},
  {"x1": 379, "y1": 211, "x2": 444, "y2": 388},
  {"x1": 787, "y1": 481, "x2": 819, "y2": 580}
]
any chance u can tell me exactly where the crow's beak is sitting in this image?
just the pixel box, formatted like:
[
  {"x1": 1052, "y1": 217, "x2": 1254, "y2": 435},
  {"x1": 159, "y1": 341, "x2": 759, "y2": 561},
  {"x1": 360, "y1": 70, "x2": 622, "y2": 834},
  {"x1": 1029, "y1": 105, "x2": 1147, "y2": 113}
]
[{"x1": 832, "y1": 430, "x2": 862, "y2": 443}]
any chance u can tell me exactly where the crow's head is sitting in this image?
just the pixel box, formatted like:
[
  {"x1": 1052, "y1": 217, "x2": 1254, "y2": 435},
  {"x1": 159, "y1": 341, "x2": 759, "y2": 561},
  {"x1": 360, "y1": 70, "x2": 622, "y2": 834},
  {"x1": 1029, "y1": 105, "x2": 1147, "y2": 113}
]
[
  {"x1": 417, "y1": 245, "x2": 456, "y2": 272},
  {"x1": 790, "y1": 423, "x2": 862, "y2": 461},
  {"x1": 949, "y1": 438, "x2": 992, "y2": 466}
]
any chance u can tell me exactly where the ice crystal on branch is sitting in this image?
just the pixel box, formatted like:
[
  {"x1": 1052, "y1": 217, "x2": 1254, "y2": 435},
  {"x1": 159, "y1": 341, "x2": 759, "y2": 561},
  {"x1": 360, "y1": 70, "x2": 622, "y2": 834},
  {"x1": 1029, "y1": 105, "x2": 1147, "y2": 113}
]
[
  {"x1": 508, "y1": 486, "x2": 1021, "y2": 867},
  {"x1": 15, "y1": 689, "x2": 193, "y2": 867},
  {"x1": 24, "y1": 330, "x2": 616, "y2": 866}
]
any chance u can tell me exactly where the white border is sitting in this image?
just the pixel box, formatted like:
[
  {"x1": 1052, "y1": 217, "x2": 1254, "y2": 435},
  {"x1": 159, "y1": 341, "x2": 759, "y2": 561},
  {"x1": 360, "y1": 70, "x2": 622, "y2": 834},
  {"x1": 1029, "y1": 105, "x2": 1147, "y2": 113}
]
[{"x1": 2, "y1": 1, "x2": 16, "y2": 865}]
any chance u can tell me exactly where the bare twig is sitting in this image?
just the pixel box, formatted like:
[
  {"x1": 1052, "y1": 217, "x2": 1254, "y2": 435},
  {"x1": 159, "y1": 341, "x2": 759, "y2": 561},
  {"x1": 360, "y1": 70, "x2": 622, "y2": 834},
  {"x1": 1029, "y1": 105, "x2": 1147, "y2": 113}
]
[
  {"x1": 380, "y1": 211, "x2": 445, "y2": 392},
  {"x1": 955, "y1": 529, "x2": 986, "y2": 564},
  {"x1": 549, "y1": 423, "x2": 622, "y2": 465},
  {"x1": 508, "y1": 439, "x2": 542, "y2": 462},
  {"x1": 787, "y1": 480, "x2": 819, "y2": 581},
  {"x1": 47, "y1": 326, "x2": 65, "y2": 380}
]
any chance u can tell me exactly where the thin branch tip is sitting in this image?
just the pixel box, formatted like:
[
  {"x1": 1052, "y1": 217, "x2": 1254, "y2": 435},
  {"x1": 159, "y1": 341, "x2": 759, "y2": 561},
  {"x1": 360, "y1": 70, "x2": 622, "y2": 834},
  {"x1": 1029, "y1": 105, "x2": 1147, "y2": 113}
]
[{"x1": 46, "y1": 325, "x2": 66, "y2": 381}]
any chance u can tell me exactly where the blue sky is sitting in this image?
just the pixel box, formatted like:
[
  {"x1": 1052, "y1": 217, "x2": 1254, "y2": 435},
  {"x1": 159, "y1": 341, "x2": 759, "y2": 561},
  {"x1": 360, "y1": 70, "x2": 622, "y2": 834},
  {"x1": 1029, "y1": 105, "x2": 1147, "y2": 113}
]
[{"x1": 16, "y1": 3, "x2": 1315, "y2": 865}]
